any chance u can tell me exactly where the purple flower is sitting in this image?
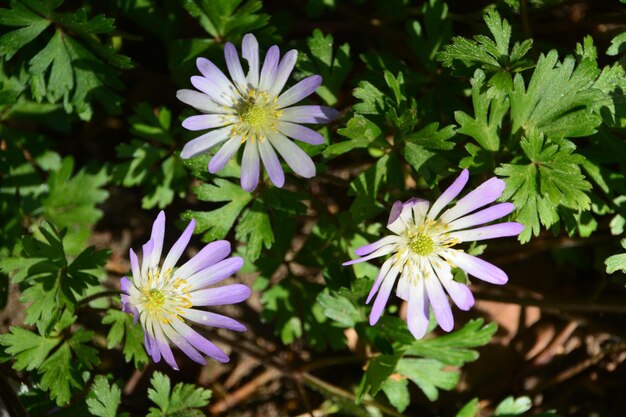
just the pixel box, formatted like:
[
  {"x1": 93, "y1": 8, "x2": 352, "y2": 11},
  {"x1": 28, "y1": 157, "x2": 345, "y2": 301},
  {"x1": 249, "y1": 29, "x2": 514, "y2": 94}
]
[
  {"x1": 120, "y1": 211, "x2": 249, "y2": 369},
  {"x1": 177, "y1": 33, "x2": 338, "y2": 192},
  {"x1": 343, "y1": 169, "x2": 523, "y2": 339}
]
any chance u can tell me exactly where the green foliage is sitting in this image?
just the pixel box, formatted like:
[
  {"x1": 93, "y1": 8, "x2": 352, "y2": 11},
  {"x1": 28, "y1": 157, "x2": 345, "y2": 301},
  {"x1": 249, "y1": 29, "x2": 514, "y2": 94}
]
[
  {"x1": 182, "y1": 0, "x2": 272, "y2": 41},
  {"x1": 147, "y1": 371, "x2": 211, "y2": 417},
  {"x1": 605, "y1": 239, "x2": 626, "y2": 274},
  {"x1": 87, "y1": 376, "x2": 127, "y2": 417},
  {"x1": 439, "y1": 9, "x2": 533, "y2": 84},
  {"x1": 496, "y1": 132, "x2": 592, "y2": 242},
  {"x1": 0, "y1": 0, "x2": 132, "y2": 119},
  {"x1": 102, "y1": 309, "x2": 149, "y2": 368},
  {"x1": 408, "y1": 0, "x2": 453, "y2": 71},
  {"x1": 1, "y1": 223, "x2": 109, "y2": 334},
  {"x1": 299, "y1": 29, "x2": 352, "y2": 106},
  {"x1": 112, "y1": 103, "x2": 189, "y2": 209}
]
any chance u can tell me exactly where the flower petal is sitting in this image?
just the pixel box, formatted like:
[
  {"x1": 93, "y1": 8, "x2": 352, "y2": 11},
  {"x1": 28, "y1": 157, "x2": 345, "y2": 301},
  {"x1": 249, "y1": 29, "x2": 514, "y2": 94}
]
[
  {"x1": 208, "y1": 136, "x2": 243, "y2": 174},
  {"x1": 241, "y1": 140, "x2": 260, "y2": 192},
  {"x1": 176, "y1": 89, "x2": 233, "y2": 114},
  {"x1": 224, "y1": 42, "x2": 247, "y2": 94},
  {"x1": 407, "y1": 278, "x2": 430, "y2": 339},
  {"x1": 279, "y1": 105, "x2": 338, "y2": 124},
  {"x1": 354, "y1": 235, "x2": 404, "y2": 257},
  {"x1": 448, "y1": 222, "x2": 524, "y2": 243},
  {"x1": 189, "y1": 284, "x2": 251, "y2": 306},
  {"x1": 149, "y1": 211, "x2": 165, "y2": 271},
  {"x1": 258, "y1": 139, "x2": 285, "y2": 188},
  {"x1": 196, "y1": 57, "x2": 238, "y2": 97},
  {"x1": 447, "y1": 202, "x2": 515, "y2": 231},
  {"x1": 276, "y1": 75, "x2": 322, "y2": 108},
  {"x1": 366, "y1": 258, "x2": 394, "y2": 304},
  {"x1": 428, "y1": 169, "x2": 469, "y2": 220},
  {"x1": 268, "y1": 49, "x2": 298, "y2": 97},
  {"x1": 182, "y1": 309, "x2": 247, "y2": 332},
  {"x1": 144, "y1": 331, "x2": 161, "y2": 363},
  {"x1": 242, "y1": 33, "x2": 259, "y2": 87},
  {"x1": 424, "y1": 270, "x2": 454, "y2": 332},
  {"x1": 276, "y1": 121, "x2": 325, "y2": 145},
  {"x1": 171, "y1": 319, "x2": 230, "y2": 363},
  {"x1": 129, "y1": 248, "x2": 141, "y2": 286},
  {"x1": 161, "y1": 219, "x2": 195, "y2": 274},
  {"x1": 186, "y1": 257, "x2": 244, "y2": 291},
  {"x1": 431, "y1": 258, "x2": 474, "y2": 311},
  {"x1": 267, "y1": 132, "x2": 315, "y2": 178},
  {"x1": 190, "y1": 76, "x2": 237, "y2": 107},
  {"x1": 140, "y1": 239, "x2": 154, "y2": 279},
  {"x1": 440, "y1": 177, "x2": 506, "y2": 223},
  {"x1": 180, "y1": 126, "x2": 232, "y2": 159},
  {"x1": 152, "y1": 323, "x2": 179, "y2": 370},
  {"x1": 182, "y1": 114, "x2": 236, "y2": 131},
  {"x1": 259, "y1": 45, "x2": 280, "y2": 91},
  {"x1": 342, "y1": 244, "x2": 397, "y2": 266},
  {"x1": 162, "y1": 324, "x2": 206, "y2": 365},
  {"x1": 387, "y1": 199, "x2": 429, "y2": 234},
  {"x1": 369, "y1": 264, "x2": 401, "y2": 325},
  {"x1": 442, "y1": 250, "x2": 508, "y2": 284},
  {"x1": 176, "y1": 240, "x2": 231, "y2": 279}
]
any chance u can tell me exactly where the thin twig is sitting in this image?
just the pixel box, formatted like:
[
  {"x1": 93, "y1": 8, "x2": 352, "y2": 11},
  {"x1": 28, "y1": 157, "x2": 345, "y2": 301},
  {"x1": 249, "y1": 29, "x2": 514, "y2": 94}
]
[
  {"x1": 77, "y1": 290, "x2": 121, "y2": 307},
  {"x1": 0, "y1": 373, "x2": 30, "y2": 417},
  {"x1": 473, "y1": 291, "x2": 626, "y2": 314},
  {"x1": 209, "y1": 368, "x2": 282, "y2": 414}
]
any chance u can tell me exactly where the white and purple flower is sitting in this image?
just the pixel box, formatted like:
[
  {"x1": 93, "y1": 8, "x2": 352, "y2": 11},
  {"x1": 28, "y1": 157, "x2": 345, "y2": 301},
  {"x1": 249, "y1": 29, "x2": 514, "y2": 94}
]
[
  {"x1": 344, "y1": 169, "x2": 524, "y2": 339},
  {"x1": 177, "y1": 33, "x2": 338, "y2": 192},
  {"x1": 121, "y1": 211, "x2": 250, "y2": 369}
]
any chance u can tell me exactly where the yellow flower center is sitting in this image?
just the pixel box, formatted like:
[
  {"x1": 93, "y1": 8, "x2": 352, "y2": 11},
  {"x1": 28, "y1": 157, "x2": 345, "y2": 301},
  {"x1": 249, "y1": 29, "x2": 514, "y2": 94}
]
[
  {"x1": 409, "y1": 233, "x2": 435, "y2": 256},
  {"x1": 233, "y1": 89, "x2": 280, "y2": 143}
]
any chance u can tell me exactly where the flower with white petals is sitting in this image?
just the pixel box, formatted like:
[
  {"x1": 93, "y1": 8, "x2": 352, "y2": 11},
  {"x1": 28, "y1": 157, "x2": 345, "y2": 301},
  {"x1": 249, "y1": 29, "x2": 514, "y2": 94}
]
[
  {"x1": 343, "y1": 170, "x2": 524, "y2": 339},
  {"x1": 121, "y1": 211, "x2": 250, "y2": 369},
  {"x1": 177, "y1": 33, "x2": 338, "y2": 191}
]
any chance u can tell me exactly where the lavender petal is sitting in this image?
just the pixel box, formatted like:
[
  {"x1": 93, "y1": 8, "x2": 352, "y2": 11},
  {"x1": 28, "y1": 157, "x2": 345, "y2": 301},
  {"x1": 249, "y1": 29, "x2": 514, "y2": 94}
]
[
  {"x1": 172, "y1": 319, "x2": 230, "y2": 363},
  {"x1": 180, "y1": 126, "x2": 231, "y2": 160},
  {"x1": 189, "y1": 284, "x2": 251, "y2": 306},
  {"x1": 447, "y1": 202, "x2": 515, "y2": 232},
  {"x1": 190, "y1": 76, "x2": 236, "y2": 107},
  {"x1": 267, "y1": 132, "x2": 315, "y2": 178},
  {"x1": 149, "y1": 211, "x2": 165, "y2": 271},
  {"x1": 276, "y1": 75, "x2": 322, "y2": 108},
  {"x1": 240, "y1": 140, "x2": 260, "y2": 192},
  {"x1": 224, "y1": 42, "x2": 247, "y2": 93},
  {"x1": 208, "y1": 136, "x2": 242, "y2": 174},
  {"x1": 443, "y1": 250, "x2": 508, "y2": 284},
  {"x1": 258, "y1": 139, "x2": 285, "y2": 188},
  {"x1": 176, "y1": 240, "x2": 231, "y2": 279},
  {"x1": 369, "y1": 264, "x2": 401, "y2": 325},
  {"x1": 176, "y1": 89, "x2": 232, "y2": 114},
  {"x1": 440, "y1": 177, "x2": 506, "y2": 223},
  {"x1": 182, "y1": 114, "x2": 235, "y2": 131},
  {"x1": 129, "y1": 248, "x2": 141, "y2": 284},
  {"x1": 182, "y1": 309, "x2": 247, "y2": 332},
  {"x1": 428, "y1": 169, "x2": 469, "y2": 220},
  {"x1": 259, "y1": 45, "x2": 280, "y2": 91},
  {"x1": 276, "y1": 121, "x2": 325, "y2": 145},
  {"x1": 196, "y1": 57, "x2": 237, "y2": 95},
  {"x1": 279, "y1": 105, "x2": 338, "y2": 124},
  {"x1": 160, "y1": 219, "x2": 196, "y2": 273},
  {"x1": 242, "y1": 33, "x2": 259, "y2": 87},
  {"x1": 448, "y1": 222, "x2": 524, "y2": 243},
  {"x1": 354, "y1": 235, "x2": 403, "y2": 256},
  {"x1": 162, "y1": 324, "x2": 206, "y2": 365},
  {"x1": 366, "y1": 259, "x2": 394, "y2": 304},
  {"x1": 186, "y1": 257, "x2": 244, "y2": 291},
  {"x1": 424, "y1": 272, "x2": 454, "y2": 332},
  {"x1": 407, "y1": 279, "x2": 430, "y2": 339},
  {"x1": 267, "y1": 49, "x2": 298, "y2": 97}
]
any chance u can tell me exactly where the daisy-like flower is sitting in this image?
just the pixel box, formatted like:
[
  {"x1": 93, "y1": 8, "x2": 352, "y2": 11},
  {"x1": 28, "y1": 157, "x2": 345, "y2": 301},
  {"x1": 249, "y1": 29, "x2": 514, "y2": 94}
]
[
  {"x1": 120, "y1": 211, "x2": 250, "y2": 369},
  {"x1": 343, "y1": 170, "x2": 524, "y2": 339},
  {"x1": 177, "y1": 33, "x2": 338, "y2": 191}
]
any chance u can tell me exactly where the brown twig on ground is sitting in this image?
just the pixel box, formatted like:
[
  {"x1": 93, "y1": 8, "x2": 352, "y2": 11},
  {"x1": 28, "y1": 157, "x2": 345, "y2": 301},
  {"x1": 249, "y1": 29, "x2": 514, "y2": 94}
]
[{"x1": 209, "y1": 368, "x2": 282, "y2": 414}]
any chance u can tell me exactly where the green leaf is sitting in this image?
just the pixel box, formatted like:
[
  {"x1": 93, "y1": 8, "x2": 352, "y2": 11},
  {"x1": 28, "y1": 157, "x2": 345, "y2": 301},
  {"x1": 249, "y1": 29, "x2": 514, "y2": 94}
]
[
  {"x1": 456, "y1": 399, "x2": 479, "y2": 417},
  {"x1": 235, "y1": 203, "x2": 274, "y2": 262},
  {"x1": 86, "y1": 376, "x2": 125, "y2": 417},
  {"x1": 396, "y1": 358, "x2": 458, "y2": 401},
  {"x1": 317, "y1": 288, "x2": 364, "y2": 328},
  {"x1": 606, "y1": 31, "x2": 626, "y2": 57},
  {"x1": 183, "y1": 178, "x2": 253, "y2": 242},
  {"x1": 509, "y1": 50, "x2": 604, "y2": 140},
  {"x1": 438, "y1": 9, "x2": 533, "y2": 81},
  {"x1": 300, "y1": 29, "x2": 352, "y2": 106},
  {"x1": 494, "y1": 397, "x2": 532, "y2": 415},
  {"x1": 356, "y1": 353, "x2": 402, "y2": 401},
  {"x1": 455, "y1": 69, "x2": 509, "y2": 151},
  {"x1": 182, "y1": 0, "x2": 272, "y2": 41},
  {"x1": 147, "y1": 371, "x2": 211, "y2": 417},
  {"x1": 496, "y1": 132, "x2": 592, "y2": 242},
  {"x1": 0, "y1": 326, "x2": 60, "y2": 371},
  {"x1": 0, "y1": 1, "x2": 50, "y2": 60},
  {"x1": 324, "y1": 114, "x2": 383, "y2": 158},
  {"x1": 402, "y1": 122, "x2": 456, "y2": 180},
  {"x1": 407, "y1": 0, "x2": 452, "y2": 71},
  {"x1": 605, "y1": 239, "x2": 626, "y2": 274},
  {"x1": 405, "y1": 319, "x2": 497, "y2": 366},
  {"x1": 381, "y1": 378, "x2": 410, "y2": 413},
  {"x1": 43, "y1": 157, "x2": 109, "y2": 254},
  {"x1": 102, "y1": 309, "x2": 149, "y2": 368}
]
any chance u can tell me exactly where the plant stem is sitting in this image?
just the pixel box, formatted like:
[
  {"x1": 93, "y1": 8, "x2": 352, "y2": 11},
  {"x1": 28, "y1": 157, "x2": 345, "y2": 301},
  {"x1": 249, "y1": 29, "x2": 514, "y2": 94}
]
[{"x1": 78, "y1": 290, "x2": 121, "y2": 307}]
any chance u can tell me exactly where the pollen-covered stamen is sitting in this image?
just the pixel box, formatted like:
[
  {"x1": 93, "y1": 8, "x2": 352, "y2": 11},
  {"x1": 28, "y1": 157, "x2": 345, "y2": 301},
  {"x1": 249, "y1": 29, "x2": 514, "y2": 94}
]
[
  {"x1": 233, "y1": 89, "x2": 280, "y2": 142},
  {"x1": 409, "y1": 233, "x2": 435, "y2": 256}
]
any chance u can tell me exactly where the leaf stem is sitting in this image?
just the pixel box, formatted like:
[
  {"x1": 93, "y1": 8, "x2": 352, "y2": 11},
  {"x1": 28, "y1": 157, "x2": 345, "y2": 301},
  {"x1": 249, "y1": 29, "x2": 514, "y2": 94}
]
[{"x1": 78, "y1": 290, "x2": 121, "y2": 307}]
